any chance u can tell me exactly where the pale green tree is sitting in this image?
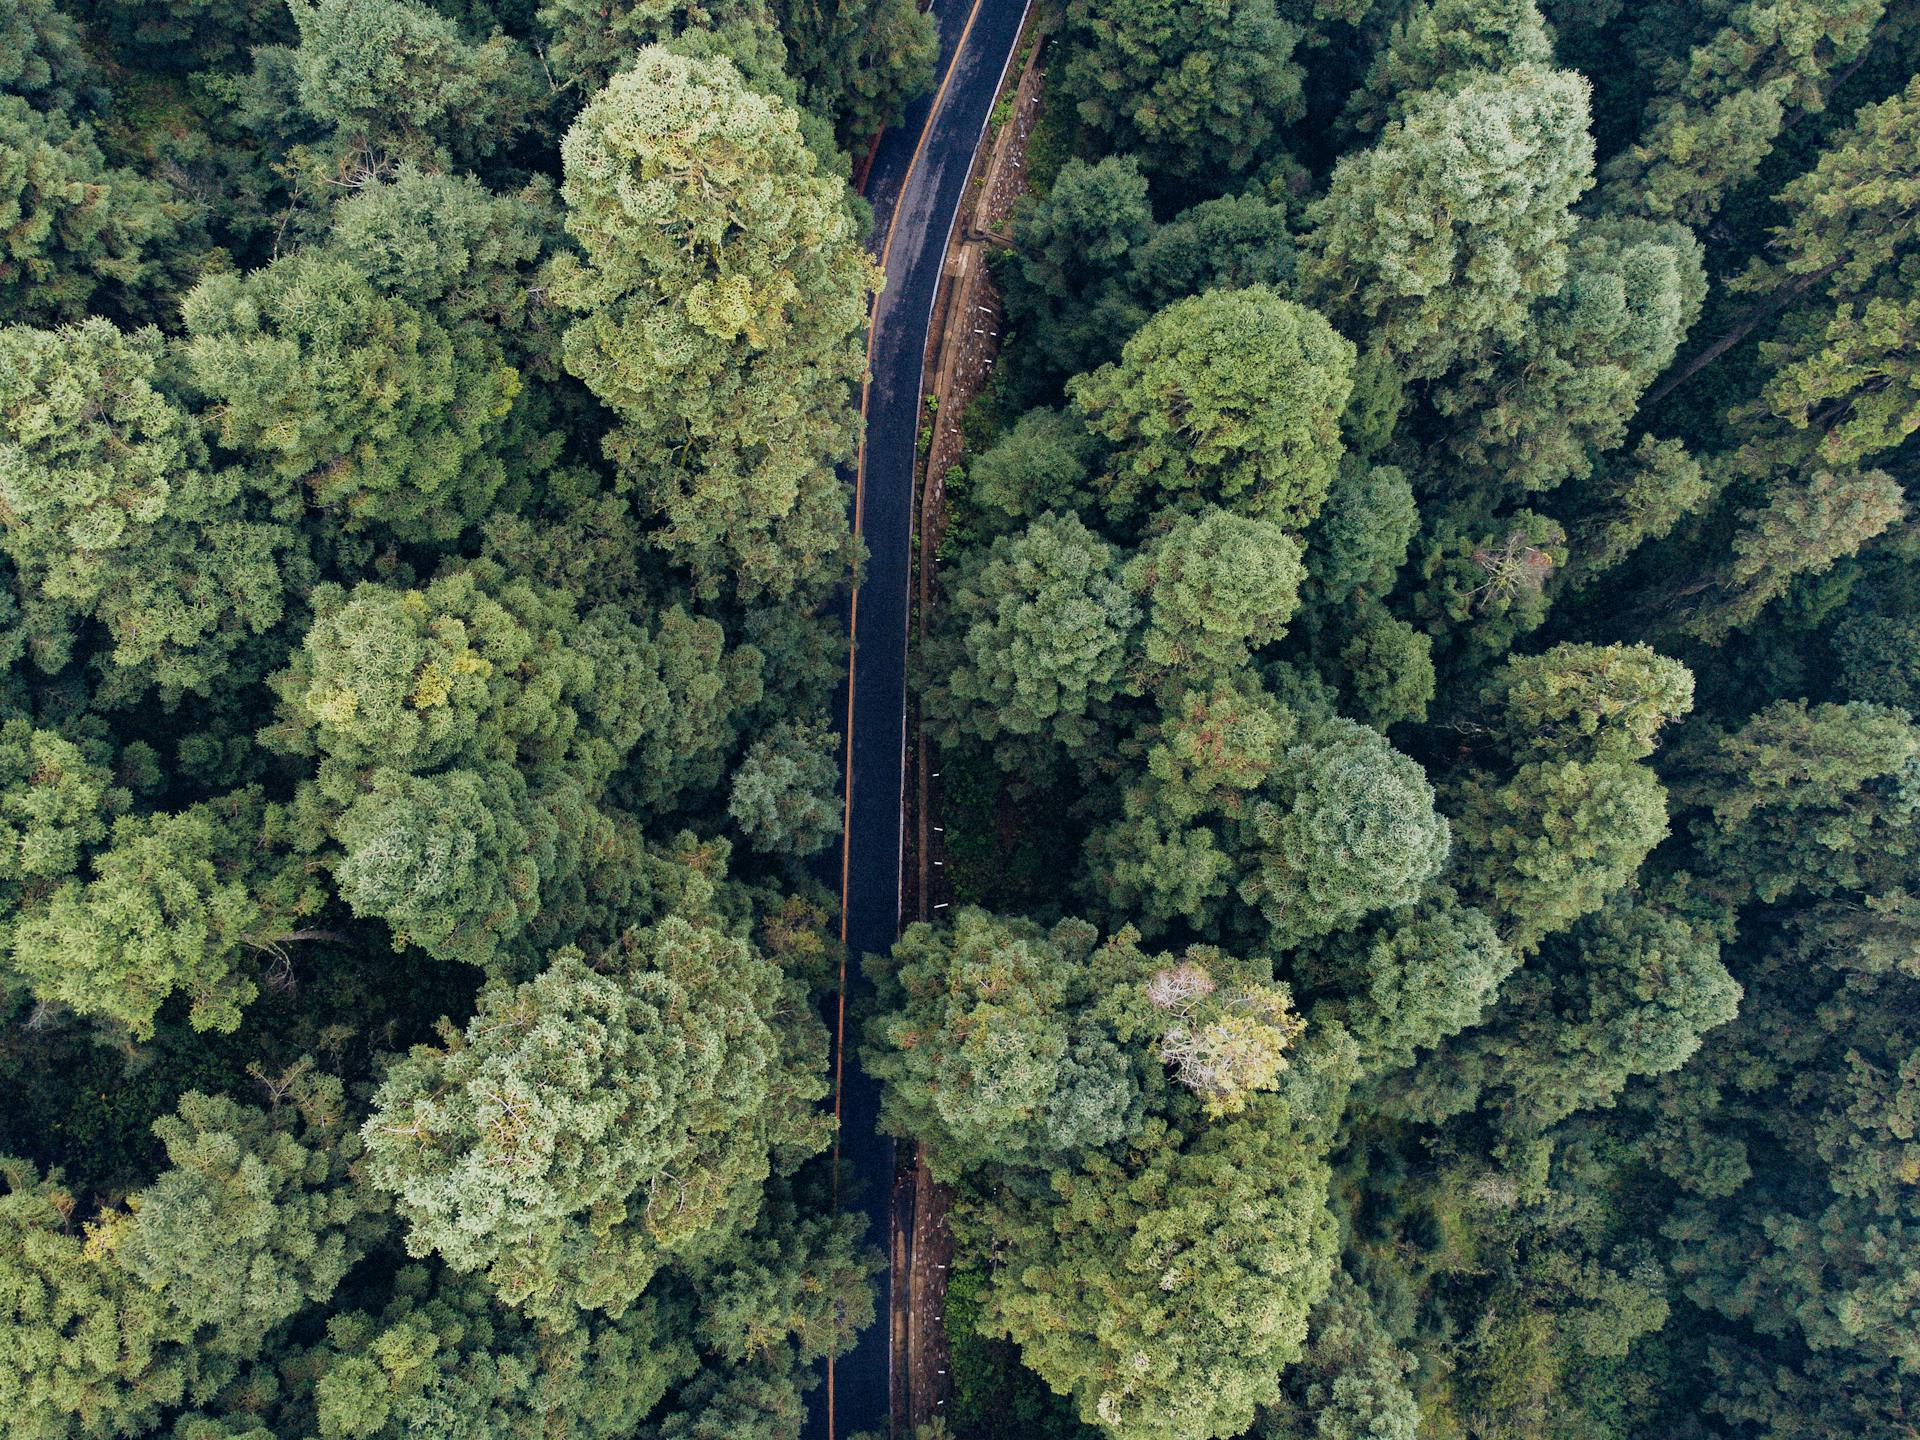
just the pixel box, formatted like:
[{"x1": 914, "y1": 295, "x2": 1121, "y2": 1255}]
[
  {"x1": 978, "y1": 1098, "x2": 1342, "y2": 1440},
  {"x1": 551, "y1": 47, "x2": 876, "y2": 600},
  {"x1": 1235, "y1": 717, "x2": 1450, "y2": 949},
  {"x1": 864, "y1": 910, "x2": 1133, "y2": 1177},
  {"x1": 1068, "y1": 288, "x2": 1354, "y2": 531},
  {"x1": 1302, "y1": 65, "x2": 1593, "y2": 381},
  {"x1": 8, "y1": 789, "x2": 318, "y2": 1037},
  {"x1": 1127, "y1": 507, "x2": 1305, "y2": 682},
  {"x1": 728, "y1": 720, "x2": 840, "y2": 856},
  {"x1": 363, "y1": 922, "x2": 831, "y2": 1320}
]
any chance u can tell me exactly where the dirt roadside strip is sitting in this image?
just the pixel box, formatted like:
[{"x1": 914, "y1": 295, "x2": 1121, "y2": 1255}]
[{"x1": 892, "y1": 15, "x2": 1049, "y2": 1437}]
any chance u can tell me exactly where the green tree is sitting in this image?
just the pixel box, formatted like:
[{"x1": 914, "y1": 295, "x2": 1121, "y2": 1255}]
[
  {"x1": 1127, "y1": 507, "x2": 1304, "y2": 682},
  {"x1": 1058, "y1": 0, "x2": 1305, "y2": 179},
  {"x1": 1068, "y1": 288, "x2": 1354, "y2": 531},
  {"x1": 773, "y1": 0, "x2": 938, "y2": 150},
  {"x1": 1657, "y1": 464, "x2": 1904, "y2": 644},
  {"x1": 1565, "y1": 434, "x2": 1710, "y2": 579},
  {"x1": 1344, "y1": 0, "x2": 1554, "y2": 134},
  {"x1": 225, "y1": 1265, "x2": 695, "y2": 1440},
  {"x1": 1084, "y1": 805, "x2": 1239, "y2": 937},
  {"x1": 921, "y1": 512, "x2": 1140, "y2": 773},
  {"x1": 1259, "y1": 1273, "x2": 1419, "y2": 1440},
  {"x1": 362, "y1": 922, "x2": 831, "y2": 1320},
  {"x1": 864, "y1": 910, "x2": 1142, "y2": 1177},
  {"x1": 978, "y1": 1095, "x2": 1343, "y2": 1440},
  {"x1": 965, "y1": 407, "x2": 1101, "y2": 529},
  {"x1": 8, "y1": 790, "x2": 317, "y2": 1037},
  {"x1": 1432, "y1": 218, "x2": 1705, "y2": 500},
  {"x1": 0, "y1": 719, "x2": 124, "y2": 904},
  {"x1": 1298, "y1": 888, "x2": 1513, "y2": 1074},
  {"x1": 1447, "y1": 758, "x2": 1669, "y2": 956},
  {"x1": 183, "y1": 249, "x2": 522, "y2": 544},
  {"x1": 1302, "y1": 65, "x2": 1593, "y2": 381},
  {"x1": 0, "y1": 99, "x2": 198, "y2": 326},
  {"x1": 1129, "y1": 191, "x2": 1295, "y2": 313},
  {"x1": 1719, "y1": 77, "x2": 1920, "y2": 475},
  {"x1": 1302, "y1": 460, "x2": 1418, "y2": 604},
  {"x1": 535, "y1": 0, "x2": 782, "y2": 94},
  {"x1": 112, "y1": 1074, "x2": 380, "y2": 1351},
  {"x1": 551, "y1": 46, "x2": 875, "y2": 601},
  {"x1": 1143, "y1": 680, "x2": 1297, "y2": 823},
  {"x1": 1669, "y1": 699, "x2": 1920, "y2": 904},
  {"x1": 1833, "y1": 613, "x2": 1920, "y2": 710},
  {"x1": 1414, "y1": 894, "x2": 1739, "y2": 1133},
  {"x1": 727, "y1": 719, "x2": 841, "y2": 856},
  {"x1": 0, "y1": 320, "x2": 293, "y2": 697},
  {"x1": 1236, "y1": 717, "x2": 1450, "y2": 949},
  {"x1": 1444, "y1": 643, "x2": 1690, "y2": 953},
  {"x1": 1476, "y1": 641, "x2": 1695, "y2": 766},
  {"x1": 1310, "y1": 595, "x2": 1437, "y2": 729},
  {"x1": 1408, "y1": 506, "x2": 1566, "y2": 664},
  {"x1": 289, "y1": 0, "x2": 542, "y2": 168},
  {"x1": 0, "y1": 0, "x2": 99, "y2": 110},
  {"x1": 1598, "y1": 0, "x2": 1888, "y2": 224},
  {"x1": 322, "y1": 170, "x2": 560, "y2": 388},
  {"x1": 0, "y1": 1157, "x2": 191, "y2": 1440},
  {"x1": 999, "y1": 156, "x2": 1154, "y2": 394}
]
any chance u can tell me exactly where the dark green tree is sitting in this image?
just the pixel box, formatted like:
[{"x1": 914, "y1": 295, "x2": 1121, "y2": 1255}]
[{"x1": 1058, "y1": 0, "x2": 1305, "y2": 180}]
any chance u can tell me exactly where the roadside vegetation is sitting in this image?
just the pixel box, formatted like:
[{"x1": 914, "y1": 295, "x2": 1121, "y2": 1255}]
[
  {"x1": 0, "y1": 0, "x2": 935, "y2": 1433},
  {"x1": 1, "y1": 1, "x2": 1917, "y2": 1439},
  {"x1": 891, "y1": 2, "x2": 1920, "y2": 1438}
]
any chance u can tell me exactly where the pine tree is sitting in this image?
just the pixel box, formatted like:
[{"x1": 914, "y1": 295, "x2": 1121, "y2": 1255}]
[
  {"x1": 1303, "y1": 65, "x2": 1593, "y2": 382},
  {"x1": 551, "y1": 46, "x2": 876, "y2": 601},
  {"x1": 362, "y1": 922, "x2": 831, "y2": 1320},
  {"x1": 1068, "y1": 287, "x2": 1355, "y2": 531}
]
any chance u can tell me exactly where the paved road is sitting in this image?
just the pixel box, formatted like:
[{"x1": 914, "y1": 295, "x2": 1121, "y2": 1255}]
[{"x1": 809, "y1": 1, "x2": 1030, "y2": 1435}]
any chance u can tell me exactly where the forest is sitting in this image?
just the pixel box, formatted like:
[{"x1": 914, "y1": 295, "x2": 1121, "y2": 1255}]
[{"x1": 0, "y1": 0, "x2": 1916, "y2": 1437}]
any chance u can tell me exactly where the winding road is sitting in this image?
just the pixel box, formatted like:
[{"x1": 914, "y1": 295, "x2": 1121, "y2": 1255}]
[{"x1": 810, "y1": 1, "x2": 1030, "y2": 1435}]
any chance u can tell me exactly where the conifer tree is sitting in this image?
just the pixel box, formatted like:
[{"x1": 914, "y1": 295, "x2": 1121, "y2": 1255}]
[
  {"x1": 921, "y1": 511, "x2": 1141, "y2": 773},
  {"x1": 363, "y1": 922, "x2": 831, "y2": 1320},
  {"x1": 0, "y1": 320, "x2": 293, "y2": 697},
  {"x1": 1059, "y1": 0, "x2": 1306, "y2": 179},
  {"x1": 1069, "y1": 288, "x2": 1355, "y2": 531},
  {"x1": 551, "y1": 46, "x2": 876, "y2": 601},
  {"x1": 1303, "y1": 65, "x2": 1593, "y2": 382}
]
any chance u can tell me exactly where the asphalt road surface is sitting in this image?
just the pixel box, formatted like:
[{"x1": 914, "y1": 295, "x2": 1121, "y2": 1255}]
[{"x1": 807, "y1": 1, "x2": 1030, "y2": 1435}]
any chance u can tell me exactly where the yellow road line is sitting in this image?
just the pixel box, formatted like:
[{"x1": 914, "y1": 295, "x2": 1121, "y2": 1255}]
[{"x1": 826, "y1": 4, "x2": 989, "y2": 1430}]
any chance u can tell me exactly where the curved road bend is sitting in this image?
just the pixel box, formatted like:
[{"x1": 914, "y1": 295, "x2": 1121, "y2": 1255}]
[{"x1": 810, "y1": 0, "x2": 1031, "y2": 1436}]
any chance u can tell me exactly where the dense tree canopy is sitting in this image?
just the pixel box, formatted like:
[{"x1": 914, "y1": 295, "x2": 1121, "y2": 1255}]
[
  {"x1": 6, "y1": 1, "x2": 1920, "y2": 1439},
  {"x1": 0, "y1": 13, "x2": 895, "y2": 1437},
  {"x1": 896, "y1": 4, "x2": 1920, "y2": 1438}
]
